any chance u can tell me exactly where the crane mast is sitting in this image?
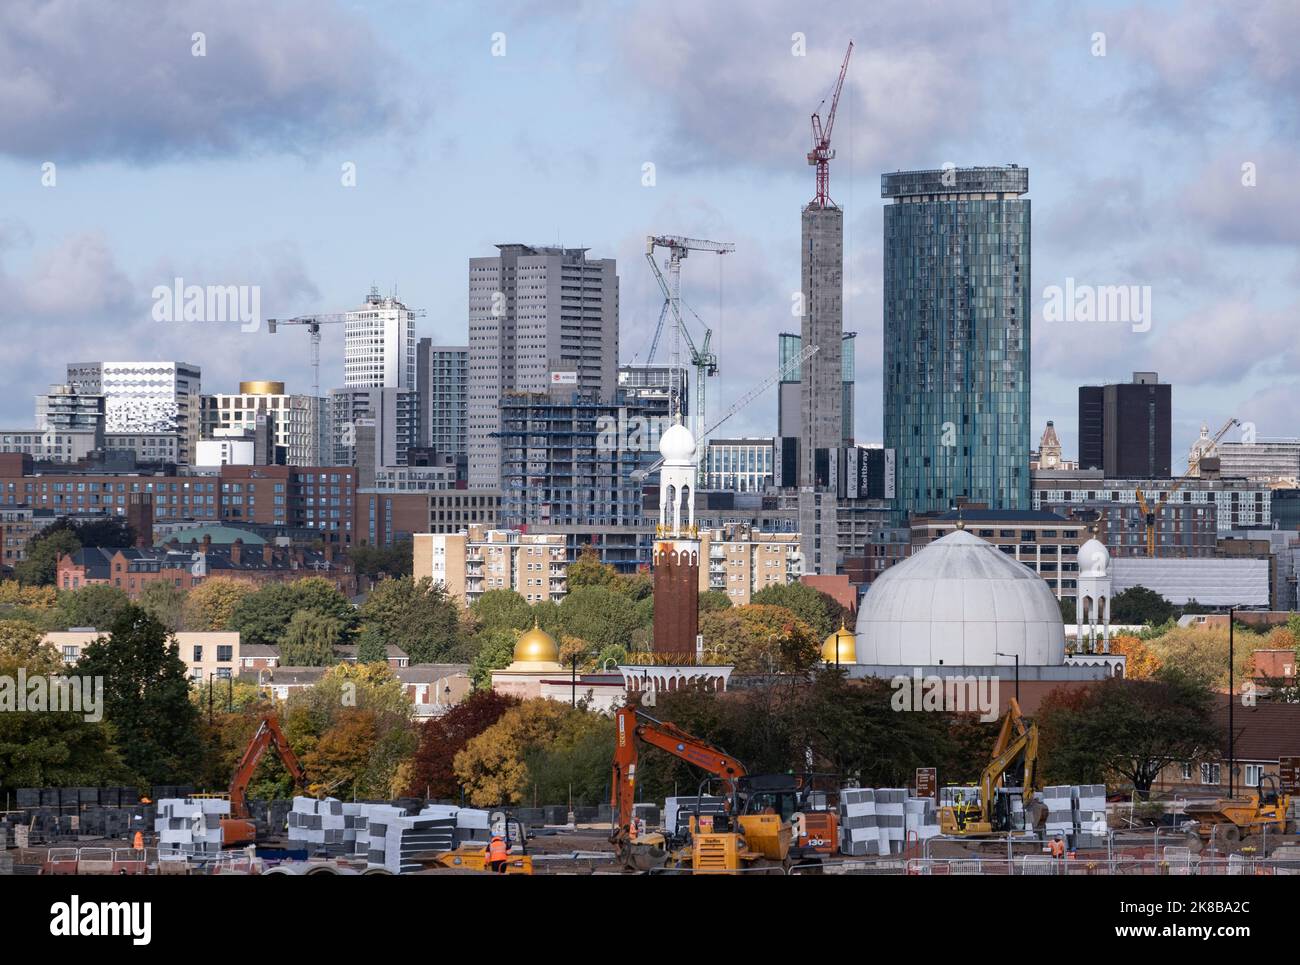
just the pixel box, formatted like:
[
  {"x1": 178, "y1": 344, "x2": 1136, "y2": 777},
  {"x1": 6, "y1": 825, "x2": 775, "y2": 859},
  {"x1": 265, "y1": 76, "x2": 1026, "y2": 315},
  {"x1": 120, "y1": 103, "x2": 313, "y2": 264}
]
[{"x1": 644, "y1": 235, "x2": 734, "y2": 461}]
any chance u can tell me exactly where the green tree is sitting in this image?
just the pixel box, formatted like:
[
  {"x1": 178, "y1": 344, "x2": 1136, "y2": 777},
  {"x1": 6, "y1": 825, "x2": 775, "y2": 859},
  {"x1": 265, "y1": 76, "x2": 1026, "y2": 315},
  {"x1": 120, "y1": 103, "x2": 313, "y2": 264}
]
[
  {"x1": 15, "y1": 528, "x2": 81, "y2": 586},
  {"x1": 566, "y1": 547, "x2": 617, "y2": 590},
  {"x1": 137, "y1": 581, "x2": 188, "y2": 632},
  {"x1": 470, "y1": 589, "x2": 533, "y2": 631},
  {"x1": 355, "y1": 626, "x2": 388, "y2": 664},
  {"x1": 469, "y1": 627, "x2": 518, "y2": 690},
  {"x1": 230, "y1": 577, "x2": 356, "y2": 647},
  {"x1": 74, "y1": 606, "x2": 204, "y2": 784},
  {"x1": 1036, "y1": 670, "x2": 1219, "y2": 798},
  {"x1": 280, "y1": 610, "x2": 344, "y2": 666},
  {"x1": 53, "y1": 584, "x2": 132, "y2": 631},
  {"x1": 699, "y1": 590, "x2": 733, "y2": 613},
  {"x1": 751, "y1": 582, "x2": 849, "y2": 640},
  {"x1": 1058, "y1": 596, "x2": 1076, "y2": 625},
  {"x1": 357, "y1": 576, "x2": 461, "y2": 663},
  {"x1": 555, "y1": 586, "x2": 642, "y2": 651},
  {"x1": 1110, "y1": 586, "x2": 1176, "y2": 626},
  {"x1": 348, "y1": 540, "x2": 413, "y2": 581}
]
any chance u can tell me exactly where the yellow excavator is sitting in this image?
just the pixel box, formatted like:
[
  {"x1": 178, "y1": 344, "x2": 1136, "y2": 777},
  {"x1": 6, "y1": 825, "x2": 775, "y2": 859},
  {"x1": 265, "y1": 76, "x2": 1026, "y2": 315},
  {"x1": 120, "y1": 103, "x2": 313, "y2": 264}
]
[
  {"x1": 939, "y1": 698, "x2": 1046, "y2": 835},
  {"x1": 611, "y1": 706, "x2": 792, "y2": 873}
]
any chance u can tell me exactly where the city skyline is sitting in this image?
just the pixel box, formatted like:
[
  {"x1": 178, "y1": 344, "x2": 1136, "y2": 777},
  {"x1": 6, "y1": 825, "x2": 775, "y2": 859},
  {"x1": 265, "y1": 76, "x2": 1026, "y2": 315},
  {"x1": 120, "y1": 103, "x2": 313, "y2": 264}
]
[{"x1": 1, "y1": 1, "x2": 1297, "y2": 463}]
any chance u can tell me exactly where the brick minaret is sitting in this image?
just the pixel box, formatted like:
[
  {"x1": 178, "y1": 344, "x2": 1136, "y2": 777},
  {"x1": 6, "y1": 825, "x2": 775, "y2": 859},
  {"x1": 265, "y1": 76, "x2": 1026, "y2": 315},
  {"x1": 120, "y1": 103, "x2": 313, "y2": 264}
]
[{"x1": 651, "y1": 416, "x2": 701, "y2": 657}]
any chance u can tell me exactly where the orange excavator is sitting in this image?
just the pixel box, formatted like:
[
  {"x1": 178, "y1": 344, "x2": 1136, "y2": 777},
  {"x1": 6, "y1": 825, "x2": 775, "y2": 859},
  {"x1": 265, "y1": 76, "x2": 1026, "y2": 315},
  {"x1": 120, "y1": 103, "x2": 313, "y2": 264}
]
[
  {"x1": 221, "y1": 713, "x2": 308, "y2": 846},
  {"x1": 611, "y1": 706, "x2": 792, "y2": 872}
]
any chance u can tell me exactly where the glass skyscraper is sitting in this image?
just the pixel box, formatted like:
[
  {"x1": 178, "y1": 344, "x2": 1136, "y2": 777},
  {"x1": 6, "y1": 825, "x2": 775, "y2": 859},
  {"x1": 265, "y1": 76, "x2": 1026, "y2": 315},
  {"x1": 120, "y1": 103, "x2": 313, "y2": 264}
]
[{"x1": 881, "y1": 166, "x2": 1030, "y2": 519}]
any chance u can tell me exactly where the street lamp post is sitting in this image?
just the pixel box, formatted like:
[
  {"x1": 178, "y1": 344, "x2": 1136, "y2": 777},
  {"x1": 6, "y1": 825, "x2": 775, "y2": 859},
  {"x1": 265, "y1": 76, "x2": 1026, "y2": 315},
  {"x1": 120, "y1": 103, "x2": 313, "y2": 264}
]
[
  {"x1": 996, "y1": 652, "x2": 1020, "y2": 705},
  {"x1": 1228, "y1": 606, "x2": 1235, "y2": 797}
]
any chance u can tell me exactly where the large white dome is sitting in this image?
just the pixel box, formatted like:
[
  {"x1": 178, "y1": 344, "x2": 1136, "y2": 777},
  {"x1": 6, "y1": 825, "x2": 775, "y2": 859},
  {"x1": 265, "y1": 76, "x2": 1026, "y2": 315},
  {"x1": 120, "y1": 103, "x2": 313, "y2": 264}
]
[{"x1": 854, "y1": 529, "x2": 1066, "y2": 666}]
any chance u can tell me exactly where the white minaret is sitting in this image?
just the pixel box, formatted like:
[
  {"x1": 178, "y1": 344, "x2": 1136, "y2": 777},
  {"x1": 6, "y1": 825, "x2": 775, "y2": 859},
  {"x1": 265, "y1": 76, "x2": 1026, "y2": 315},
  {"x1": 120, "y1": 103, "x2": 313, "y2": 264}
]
[
  {"x1": 657, "y1": 416, "x2": 697, "y2": 537},
  {"x1": 1075, "y1": 529, "x2": 1112, "y2": 654}
]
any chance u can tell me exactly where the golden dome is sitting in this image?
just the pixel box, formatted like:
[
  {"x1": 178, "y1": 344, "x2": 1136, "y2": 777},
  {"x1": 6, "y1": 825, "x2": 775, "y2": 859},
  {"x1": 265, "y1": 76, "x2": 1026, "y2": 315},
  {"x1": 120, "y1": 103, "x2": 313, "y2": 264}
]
[
  {"x1": 821, "y1": 622, "x2": 857, "y2": 664},
  {"x1": 514, "y1": 620, "x2": 559, "y2": 663}
]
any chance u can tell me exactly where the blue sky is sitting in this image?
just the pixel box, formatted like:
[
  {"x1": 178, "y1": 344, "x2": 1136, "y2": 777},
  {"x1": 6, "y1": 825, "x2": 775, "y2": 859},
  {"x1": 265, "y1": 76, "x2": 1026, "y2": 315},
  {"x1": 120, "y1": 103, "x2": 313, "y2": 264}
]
[{"x1": 1, "y1": 0, "x2": 1296, "y2": 464}]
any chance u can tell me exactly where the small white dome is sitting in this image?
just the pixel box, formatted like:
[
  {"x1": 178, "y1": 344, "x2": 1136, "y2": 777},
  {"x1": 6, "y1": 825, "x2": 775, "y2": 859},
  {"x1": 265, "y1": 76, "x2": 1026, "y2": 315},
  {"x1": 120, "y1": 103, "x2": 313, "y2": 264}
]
[
  {"x1": 658, "y1": 421, "x2": 697, "y2": 463},
  {"x1": 1077, "y1": 538, "x2": 1110, "y2": 578}
]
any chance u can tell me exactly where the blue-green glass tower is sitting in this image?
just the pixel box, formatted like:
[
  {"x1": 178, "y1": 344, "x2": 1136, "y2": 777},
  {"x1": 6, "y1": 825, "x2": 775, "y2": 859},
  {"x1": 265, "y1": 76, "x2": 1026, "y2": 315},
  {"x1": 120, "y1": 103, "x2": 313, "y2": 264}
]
[{"x1": 881, "y1": 166, "x2": 1031, "y2": 520}]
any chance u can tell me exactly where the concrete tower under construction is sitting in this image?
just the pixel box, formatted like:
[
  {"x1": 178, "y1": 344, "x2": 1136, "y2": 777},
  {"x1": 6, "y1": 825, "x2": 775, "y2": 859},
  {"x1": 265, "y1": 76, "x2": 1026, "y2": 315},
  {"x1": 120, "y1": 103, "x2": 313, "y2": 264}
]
[{"x1": 799, "y1": 204, "x2": 845, "y2": 486}]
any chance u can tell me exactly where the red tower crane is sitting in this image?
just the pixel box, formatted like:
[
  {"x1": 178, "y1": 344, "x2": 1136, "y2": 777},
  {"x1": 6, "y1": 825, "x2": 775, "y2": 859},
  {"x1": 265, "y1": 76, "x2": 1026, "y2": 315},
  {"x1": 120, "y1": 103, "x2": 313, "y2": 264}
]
[{"x1": 807, "y1": 40, "x2": 854, "y2": 209}]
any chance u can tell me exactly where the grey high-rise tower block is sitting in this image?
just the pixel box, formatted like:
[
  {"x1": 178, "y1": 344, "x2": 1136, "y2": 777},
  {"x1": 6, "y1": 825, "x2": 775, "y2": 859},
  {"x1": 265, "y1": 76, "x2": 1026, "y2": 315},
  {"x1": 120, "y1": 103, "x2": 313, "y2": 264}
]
[
  {"x1": 799, "y1": 205, "x2": 844, "y2": 486},
  {"x1": 881, "y1": 166, "x2": 1031, "y2": 520}
]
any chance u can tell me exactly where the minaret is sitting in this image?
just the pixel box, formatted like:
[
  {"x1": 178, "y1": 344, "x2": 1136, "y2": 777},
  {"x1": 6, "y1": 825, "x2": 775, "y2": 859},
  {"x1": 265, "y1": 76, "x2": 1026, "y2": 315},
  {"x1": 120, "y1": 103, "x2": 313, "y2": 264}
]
[
  {"x1": 1076, "y1": 527, "x2": 1113, "y2": 654},
  {"x1": 653, "y1": 416, "x2": 701, "y2": 656}
]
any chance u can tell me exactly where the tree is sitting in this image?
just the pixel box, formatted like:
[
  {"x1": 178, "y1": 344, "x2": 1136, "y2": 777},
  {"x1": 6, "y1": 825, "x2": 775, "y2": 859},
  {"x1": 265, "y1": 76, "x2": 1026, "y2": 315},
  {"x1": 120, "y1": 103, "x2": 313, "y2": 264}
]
[
  {"x1": 183, "y1": 577, "x2": 257, "y2": 631},
  {"x1": 280, "y1": 610, "x2": 344, "y2": 666},
  {"x1": 0, "y1": 641, "x2": 127, "y2": 794},
  {"x1": 1036, "y1": 671, "x2": 1219, "y2": 797},
  {"x1": 555, "y1": 586, "x2": 642, "y2": 651},
  {"x1": 469, "y1": 627, "x2": 518, "y2": 690},
  {"x1": 15, "y1": 527, "x2": 80, "y2": 586},
  {"x1": 566, "y1": 547, "x2": 617, "y2": 590},
  {"x1": 699, "y1": 590, "x2": 733, "y2": 613},
  {"x1": 137, "y1": 582, "x2": 187, "y2": 632},
  {"x1": 1144, "y1": 624, "x2": 1261, "y2": 689},
  {"x1": 230, "y1": 577, "x2": 356, "y2": 647},
  {"x1": 302, "y1": 708, "x2": 381, "y2": 798},
  {"x1": 281, "y1": 663, "x2": 415, "y2": 798},
  {"x1": 52, "y1": 585, "x2": 132, "y2": 632},
  {"x1": 453, "y1": 698, "x2": 606, "y2": 806},
  {"x1": 357, "y1": 576, "x2": 461, "y2": 663},
  {"x1": 355, "y1": 626, "x2": 388, "y2": 664},
  {"x1": 348, "y1": 540, "x2": 413, "y2": 581},
  {"x1": 1110, "y1": 586, "x2": 1176, "y2": 626},
  {"x1": 74, "y1": 606, "x2": 204, "y2": 784},
  {"x1": 403, "y1": 690, "x2": 519, "y2": 799},
  {"x1": 1109, "y1": 634, "x2": 1162, "y2": 678},
  {"x1": 0, "y1": 582, "x2": 57, "y2": 613},
  {"x1": 699, "y1": 604, "x2": 819, "y2": 673},
  {"x1": 470, "y1": 589, "x2": 533, "y2": 631},
  {"x1": 1058, "y1": 596, "x2": 1076, "y2": 625},
  {"x1": 751, "y1": 582, "x2": 849, "y2": 639}
]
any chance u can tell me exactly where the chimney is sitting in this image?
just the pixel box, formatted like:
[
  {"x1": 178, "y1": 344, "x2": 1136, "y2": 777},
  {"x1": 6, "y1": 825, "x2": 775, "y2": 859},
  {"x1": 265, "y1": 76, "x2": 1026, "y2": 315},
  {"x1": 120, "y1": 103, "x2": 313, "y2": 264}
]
[
  {"x1": 323, "y1": 542, "x2": 334, "y2": 563},
  {"x1": 292, "y1": 546, "x2": 304, "y2": 568},
  {"x1": 263, "y1": 543, "x2": 275, "y2": 566},
  {"x1": 201, "y1": 534, "x2": 211, "y2": 556},
  {"x1": 231, "y1": 538, "x2": 243, "y2": 565}
]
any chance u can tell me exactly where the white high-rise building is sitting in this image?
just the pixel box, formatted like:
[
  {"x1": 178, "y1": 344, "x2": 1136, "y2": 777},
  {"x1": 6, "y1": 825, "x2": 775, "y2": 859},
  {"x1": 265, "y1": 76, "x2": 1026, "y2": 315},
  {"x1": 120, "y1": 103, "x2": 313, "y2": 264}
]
[
  {"x1": 200, "y1": 381, "x2": 328, "y2": 466},
  {"x1": 467, "y1": 245, "x2": 619, "y2": 488},
  {"x1": 344, "y1": 287, "x2": 418, "y2": 389},
  {"x1": 66, "y1": 361, "x2": 201, "y2": 464}
]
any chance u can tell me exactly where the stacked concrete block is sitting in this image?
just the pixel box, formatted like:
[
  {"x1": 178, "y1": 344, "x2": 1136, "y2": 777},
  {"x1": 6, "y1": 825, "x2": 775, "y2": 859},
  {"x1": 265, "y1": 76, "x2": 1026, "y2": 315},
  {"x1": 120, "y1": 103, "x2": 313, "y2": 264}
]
[
  {"x1": 352, "y1": 803, "x2": 407, "y2": 864},
  {"x1": 904, "y1": 797, "x2": 940, "y2": 842},
  {"x1": 154, "y1": 798, "x2": 227, "y2": 856},
  {"x1": 376, "y1": 814, "x2": 457, "y2": 874},
  {"x1": 1041, "y1": 786, "x2": 1075, "y2": 841},
  {"x1": 286, "y1": 796, "x2": 350, "y2": 854},
  {"x1": 838, "y1": 788, "x2": 879, "y2": 856},
  {"x1": 875, "y1": 789, "x2": 907, "y2": 854},
  {"x1": 1075, "y1": 784, "x2": 1107, "y2": 847},
  {"x1": 453, "y1": 807, "x2": 491, "y2": 846},
  {"x1": 664, "y1": 796, "x2": 728, "y2": 837}
]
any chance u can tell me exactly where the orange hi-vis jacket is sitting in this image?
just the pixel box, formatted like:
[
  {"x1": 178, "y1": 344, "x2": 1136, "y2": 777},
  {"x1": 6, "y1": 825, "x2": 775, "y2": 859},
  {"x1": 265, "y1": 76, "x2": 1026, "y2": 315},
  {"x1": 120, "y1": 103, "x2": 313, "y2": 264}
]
[{"x1": 489, "y1": 837, "x2": 509, "y2": 862}]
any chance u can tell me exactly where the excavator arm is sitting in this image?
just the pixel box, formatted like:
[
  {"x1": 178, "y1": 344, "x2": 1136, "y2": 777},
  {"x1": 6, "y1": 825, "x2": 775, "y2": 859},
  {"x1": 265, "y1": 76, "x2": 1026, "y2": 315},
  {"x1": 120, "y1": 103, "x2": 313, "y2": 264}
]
[
  {"x1": 229, "y1": 714, "x2": 307, "y2": 818},
  {"x1": 611, "y1": 706, "x2": 746, "y2": 841}
]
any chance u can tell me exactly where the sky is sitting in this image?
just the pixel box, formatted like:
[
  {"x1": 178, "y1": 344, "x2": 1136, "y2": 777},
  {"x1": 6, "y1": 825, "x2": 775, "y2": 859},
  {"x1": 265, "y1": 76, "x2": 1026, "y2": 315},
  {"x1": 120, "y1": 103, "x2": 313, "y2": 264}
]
[{"x1": 1, "y1": 0, "x2": 1297, "y2": 464}]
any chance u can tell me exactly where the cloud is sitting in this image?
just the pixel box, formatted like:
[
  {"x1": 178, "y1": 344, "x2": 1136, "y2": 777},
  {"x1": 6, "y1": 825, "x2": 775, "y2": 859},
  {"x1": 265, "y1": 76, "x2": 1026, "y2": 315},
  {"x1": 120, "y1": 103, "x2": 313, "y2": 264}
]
[
  {"x1": 1182, "y1": 152, "x2": 1300, "y2": 245},
  {"x1": 0, "y1": 232, "x2": 323, "y2": 424},
  {"x1": 615, "y1": 0, "x2": 1018, "y2": 178},
  {"x1": 0, "y1": 0, "x2": 406, "y2": 163}
]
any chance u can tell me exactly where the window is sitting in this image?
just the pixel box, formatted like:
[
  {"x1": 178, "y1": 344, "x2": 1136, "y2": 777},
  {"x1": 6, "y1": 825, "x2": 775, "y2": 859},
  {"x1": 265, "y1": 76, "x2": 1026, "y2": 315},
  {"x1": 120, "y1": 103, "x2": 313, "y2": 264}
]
[
  {"x1": 1180, "y1": 763, "x2": 1192, "y2": 780},
  {"x1": 192, "y1": 645, "x2": 203, "y2": 662},
  {"x1": 1200, "y1": 762, "x2": 1221, "y2": 786},
  {"x1": 1244, "y1": 764, "x2": 1263, "y2": 788},
  {"x1": 217, "y1": 645, "x2": 233, "y2": 663}
]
